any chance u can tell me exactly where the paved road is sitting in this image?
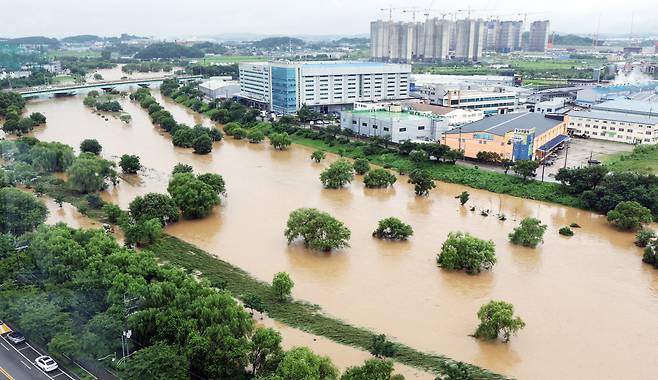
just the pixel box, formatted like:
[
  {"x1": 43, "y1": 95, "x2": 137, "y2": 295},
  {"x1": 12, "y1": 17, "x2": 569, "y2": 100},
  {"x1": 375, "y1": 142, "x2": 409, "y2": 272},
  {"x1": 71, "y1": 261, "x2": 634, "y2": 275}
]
[{"x1": 0, "y1": 322, "x2": 79, "y2": 380}]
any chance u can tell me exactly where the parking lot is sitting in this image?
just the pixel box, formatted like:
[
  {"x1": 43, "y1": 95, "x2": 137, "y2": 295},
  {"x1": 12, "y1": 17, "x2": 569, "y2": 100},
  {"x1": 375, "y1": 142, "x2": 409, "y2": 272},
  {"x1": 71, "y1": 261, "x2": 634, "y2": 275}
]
[{"x1": 541, "y1": 137, "x2": 634, "y2": 180}]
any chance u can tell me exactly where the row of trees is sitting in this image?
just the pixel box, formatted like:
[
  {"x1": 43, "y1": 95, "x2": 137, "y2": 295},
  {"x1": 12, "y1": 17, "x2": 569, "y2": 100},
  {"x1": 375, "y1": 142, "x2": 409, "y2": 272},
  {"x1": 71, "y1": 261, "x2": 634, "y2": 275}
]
[
  {"x1": 82, "y1": 90, "x2": 123, "y2": 112},
  {"x1": 224, "y1": 121, "x2": 293, "y2": 150},
  {"x1": 556, "y1": 165, "x2": 658, "y2": 220},
  {"x1": 2, "y1": 110, "x2": 47, "y2": 134},
  {"x1": 131, "y1": 87, "x2": 222, "y2": 155}
]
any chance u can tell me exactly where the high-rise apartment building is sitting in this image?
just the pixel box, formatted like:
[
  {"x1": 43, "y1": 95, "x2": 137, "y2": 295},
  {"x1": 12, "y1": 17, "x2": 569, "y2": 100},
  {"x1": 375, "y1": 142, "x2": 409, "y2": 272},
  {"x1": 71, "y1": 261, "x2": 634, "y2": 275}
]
[
  {"x1": 528, "y1": 20, "x2": 550, "y2": 52},
  {"x1": 454, "y1": 19, "x2": 485, "y2": 61},
  {"x1": 495, "y1": 21, "x2": 523, "y2": 52},
  {"x1": 370, "y1": 20, "x2": 413, "y2": 62},
  {"x1": 421, "y1": 18, "x2": 451, "y2": 62}
]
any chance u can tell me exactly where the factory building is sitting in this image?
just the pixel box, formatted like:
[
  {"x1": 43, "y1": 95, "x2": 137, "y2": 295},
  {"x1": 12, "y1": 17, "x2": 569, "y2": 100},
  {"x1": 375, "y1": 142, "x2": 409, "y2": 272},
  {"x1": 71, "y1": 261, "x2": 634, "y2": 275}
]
[
  {"x1": 442, "y1": 113, "x2": 569, "y2": 161},
  {"x1": 417, "y1": 84, "x2": 519, "y2": 115},
  {"x1": 238, "y1": 61, "x2": 411, "y2": 114}
]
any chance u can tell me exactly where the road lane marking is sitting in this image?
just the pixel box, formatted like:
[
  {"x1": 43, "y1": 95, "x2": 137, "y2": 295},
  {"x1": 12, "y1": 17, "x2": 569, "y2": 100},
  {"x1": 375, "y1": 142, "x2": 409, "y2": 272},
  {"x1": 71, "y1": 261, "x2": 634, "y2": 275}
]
[
  {"x1": 0, "y1": 334, "x2": 75, "y2": 380},
  {"x1": 51, "y1": 372, "x2": 64, "y2": 378},
  {"x1": 0, "y1": 366, "x2": 16, "y2": 380},
  {"x1": 19, "y1": 360, "x2": 30, "y2": 370},
  {"x1": 0, "y1": 343, "x2": 8, "y2": 351},
  {"x1": 16, "y1": 347, "x2": 29, "y2": 352}
]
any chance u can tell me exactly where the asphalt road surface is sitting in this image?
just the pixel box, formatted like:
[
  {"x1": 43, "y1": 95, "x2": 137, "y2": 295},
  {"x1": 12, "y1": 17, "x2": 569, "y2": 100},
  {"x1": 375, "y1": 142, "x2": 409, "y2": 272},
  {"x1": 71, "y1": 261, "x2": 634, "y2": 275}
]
[{"x1": 0, "y1": 322, "x2": 78, "y2": 380}]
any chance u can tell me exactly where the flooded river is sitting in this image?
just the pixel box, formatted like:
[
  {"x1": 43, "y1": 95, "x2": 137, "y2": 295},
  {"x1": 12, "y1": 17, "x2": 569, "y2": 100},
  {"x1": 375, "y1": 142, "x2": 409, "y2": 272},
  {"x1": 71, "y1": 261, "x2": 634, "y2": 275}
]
[{"x1": 26, "y1": 91, "x2": 658, "y2": 379}]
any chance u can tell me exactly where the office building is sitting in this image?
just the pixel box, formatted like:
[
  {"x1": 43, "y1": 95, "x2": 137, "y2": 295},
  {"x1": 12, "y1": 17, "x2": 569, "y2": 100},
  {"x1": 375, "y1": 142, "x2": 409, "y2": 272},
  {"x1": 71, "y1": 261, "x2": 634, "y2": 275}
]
[
  {"x1": 528, "y1": 21, "x2": 550, "y2": 52},
  {"x1": 340, "y1": 104, "x2": 450, "y2": 143},
  {"x1": 442, "y1": 113, "x2": 569, "y2": 161},
  {"x1": 238, "y1": 62, "x2": 271, "y2": 108},
  {"x1": 418, "y1": 84, "x2": 519, "y2": 115},
  {"x1": 238, "y1": 61, "x2": 411, "y2": 114}
]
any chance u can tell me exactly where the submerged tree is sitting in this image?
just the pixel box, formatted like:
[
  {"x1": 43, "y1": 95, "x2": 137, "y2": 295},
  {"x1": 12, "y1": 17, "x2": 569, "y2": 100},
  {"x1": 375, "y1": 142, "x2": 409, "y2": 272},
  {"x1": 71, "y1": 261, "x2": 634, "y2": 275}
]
[
  {"x1": 508, "y1": 217, "x2": 548, "y2": 248},
  {"x1": 437, "y1": 232, "x2": 496, "y2": 274},
  {"x1": 272, "y1": 272, "x2": 294, "y2": 302},
  {"x1": 408, "y1": 169, "x2": 435, "y2": 196},
  {"x1": 606, "y1": 201, "x2": 653, "y2": 231},
  {"x1": 372, "y1": 217, "x2": 413, "y2": 240},
  {"x1": 284, "y1": 208, "x2": 351, "y2": 251},
  {"x1": 363, "y1": 169, "x2": 397, "y2": 189},
  {"x1": 456, "y1": 191, "x2": 470, "y2": 206},
  {"x1": 320, "y1": 159, "x2": 355, "y2": 189},
  {"x1": 353, "y1": 158, "x2": 370, "y2": 175},
  {"x1": 474, "y1": 301, "x2": 525, "y2": 343},
  {"x1": 311, "y1": 150, "x2": 326, "y2": 163}
]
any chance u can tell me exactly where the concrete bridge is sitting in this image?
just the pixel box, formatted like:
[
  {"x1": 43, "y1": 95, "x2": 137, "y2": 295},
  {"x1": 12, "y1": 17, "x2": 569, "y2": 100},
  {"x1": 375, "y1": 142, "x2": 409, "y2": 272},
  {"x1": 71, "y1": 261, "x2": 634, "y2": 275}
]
[{"x1": 13, "y1": 75, "x2": 203, "y2": 98}]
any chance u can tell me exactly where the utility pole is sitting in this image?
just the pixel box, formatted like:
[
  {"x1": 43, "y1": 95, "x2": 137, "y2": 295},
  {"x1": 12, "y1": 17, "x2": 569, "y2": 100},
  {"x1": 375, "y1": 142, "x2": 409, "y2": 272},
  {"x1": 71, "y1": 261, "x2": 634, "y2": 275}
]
[
  {"x1": 563, "y1": 140, "x2": 570, "y2": 168},
  {"x1": 121, "y1": 293, "x2": 139, "y2": 361}
]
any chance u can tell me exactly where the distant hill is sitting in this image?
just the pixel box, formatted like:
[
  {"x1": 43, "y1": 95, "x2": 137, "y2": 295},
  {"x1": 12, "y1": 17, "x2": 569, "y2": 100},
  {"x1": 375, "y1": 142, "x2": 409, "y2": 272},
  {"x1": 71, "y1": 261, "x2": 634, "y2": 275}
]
[
  {"x1": 252, "y1": 37, "x2": 305, "y2": 49},
  {"x1": 4, "y1": 36, "x2": 60, "y2": 47},
  {"x1": 61, "y1": 35, "x2": 102, "y2": 43},
  {"x1": 553, "y1": 34, "x2": 596, "y2": 46},
  {"x1": 135, "y1": 42, "x2": 204, "y2": 59}
]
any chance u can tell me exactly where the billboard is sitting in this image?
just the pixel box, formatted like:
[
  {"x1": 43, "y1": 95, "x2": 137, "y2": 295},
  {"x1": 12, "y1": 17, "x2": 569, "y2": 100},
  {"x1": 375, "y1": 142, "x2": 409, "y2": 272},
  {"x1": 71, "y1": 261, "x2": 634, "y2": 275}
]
[{"x1": 512, "y1": 128, "x2": 535, "y2": 161}]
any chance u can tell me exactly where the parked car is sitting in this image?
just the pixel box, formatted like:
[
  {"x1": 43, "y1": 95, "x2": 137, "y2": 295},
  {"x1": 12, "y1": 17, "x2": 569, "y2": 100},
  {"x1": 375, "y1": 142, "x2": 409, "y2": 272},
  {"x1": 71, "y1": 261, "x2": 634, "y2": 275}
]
[
  {"x1": 588, "y1": 159, "x2": 602, "y2": 165},
  {"x1": 7, "y1": 332, "x2": 25, "y2": 344},
  {"x1": 35, "y1": 356, "x2": 58, "y2": 372}
]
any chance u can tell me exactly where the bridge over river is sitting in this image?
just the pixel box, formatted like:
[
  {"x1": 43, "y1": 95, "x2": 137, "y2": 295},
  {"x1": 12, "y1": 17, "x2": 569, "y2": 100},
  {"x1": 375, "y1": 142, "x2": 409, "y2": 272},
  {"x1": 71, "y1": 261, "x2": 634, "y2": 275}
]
[{"x1": 11, "y1": 75, "x2": 203, "y2": 98}]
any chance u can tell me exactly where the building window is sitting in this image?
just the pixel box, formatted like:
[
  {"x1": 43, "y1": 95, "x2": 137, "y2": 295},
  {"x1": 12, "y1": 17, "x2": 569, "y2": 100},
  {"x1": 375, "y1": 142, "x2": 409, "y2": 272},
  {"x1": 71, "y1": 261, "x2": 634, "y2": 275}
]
[
  {"x1": 399, "y1": 128, "x2": 407, "y2": 132},
  {"x1": 352, "y1": 120, "x2": 357, "y2": 125},
  {"x1": 383, "y1": 127, "x2": 389, "y2": 132},
  {"x1": 373, "y1": 126, "x2": 378, "y2": 129},
  {"x1": 418, "y1": 126, "x2": 425, "y2": 131},
  {"x1": 362, "y1": 122, "x2": 367, "y2": 127}
]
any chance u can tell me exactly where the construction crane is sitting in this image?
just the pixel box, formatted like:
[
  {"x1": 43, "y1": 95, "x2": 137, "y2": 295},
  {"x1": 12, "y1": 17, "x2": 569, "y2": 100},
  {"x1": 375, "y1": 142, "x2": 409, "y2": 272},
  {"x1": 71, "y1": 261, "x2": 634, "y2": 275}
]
[
  {"x1": 402, "y1": 7, "x2": 420, "y2": 22},
  {"x1": 380, "y1": 6, "x2": 410, "y2": 21}
]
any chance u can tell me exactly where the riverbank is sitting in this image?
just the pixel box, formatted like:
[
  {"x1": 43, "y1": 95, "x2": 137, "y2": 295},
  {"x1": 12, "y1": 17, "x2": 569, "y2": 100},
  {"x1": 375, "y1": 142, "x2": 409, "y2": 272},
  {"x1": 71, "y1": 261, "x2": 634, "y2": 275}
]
[{"x1": 18, "y1": 170, "x2": 501, "y2": 379}]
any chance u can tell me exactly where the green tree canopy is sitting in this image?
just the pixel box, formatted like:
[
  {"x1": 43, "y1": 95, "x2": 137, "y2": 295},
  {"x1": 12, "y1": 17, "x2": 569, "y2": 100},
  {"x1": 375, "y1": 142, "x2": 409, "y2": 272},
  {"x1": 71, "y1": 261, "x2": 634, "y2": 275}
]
[
  {"x1": 129, "y1": 193, "x2": 180, "y2": 225},
  {"x1": 0, "y1": 187, "x2": 48, "y2": 235},
  {"x1": 606, "y1": 201, "x2": 653, "y2": 230},
  {"x1": 341, "y1": 359, "x2": 401, "y2": 380},
  {"x1": 167, "y1": 173, "x2": 220, "y2": 219},
  {"x1": 66, "y1": 156, "x2": 117, "y2": 193},
  {"x1": 119, "y1": 154, "x2": 141, "y2": 174},
  {"x1": 272, "y1": 272, "x2": 294, "y2": 302},
  {"x1": 408, "y1": 169, "x2": 436, "y2": 196},
  {"x1": 123, "y1": 343, "x2": 189, "y2": 380},
  {"x1": 197, "y1": 173, "x2": 226, "y2": 195},
  {"x1": 320, "y1": 159, "x2": 354, "y2": 189},
  {"x1": 353, "y1": 158, "x2": 370, "y2": 175},
  {"x1": 363, "y1": 169, "x2": 397, "y2": 189},
  {"x1": 437, "y1": 232, "x2": 496, "y2": 274},
  {"x1": 269, "y1": 132, "x2": 292, "y2": 150},
  {"x1": 474, "y1": 300, "x2": 525, "y2": 343},
  {"x1": 513, "y1": 160, "x2": 539, "y2": 180},
  {"x1": 79, "y1": 139, "x2": 102, "y2": 155},
  {"x1": 265, "y1": 347, "x2": 337, "y2": 380},
  {"x1": 284, "y1": 208, "x2": 351, "y2": 251},
  {"x1": 372, "y1": 217, "x2": 413, "y2": 240},
  {"x1": 311, "y1": 150, "x2": 326, "y2": 163},
  {"x1": 508, "y1": 217, "x2": 548, "y2": 248},
  {"x1": 193, "y1": 134, "x2": 213, "y2": 154}
]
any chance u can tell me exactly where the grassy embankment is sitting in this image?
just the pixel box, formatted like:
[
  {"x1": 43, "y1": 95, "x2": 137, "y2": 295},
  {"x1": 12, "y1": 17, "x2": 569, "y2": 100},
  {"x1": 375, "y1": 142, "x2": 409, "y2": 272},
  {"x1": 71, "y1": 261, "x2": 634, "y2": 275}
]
[
  {"x1": 149, "y1": 235, "x2": 504, "y2": 379},
  {"x1": 17, "y1": 173, "x2": 505, "y2": 379},
  {"x1": 603, "y1": 144, "x2": 658, "y2": 175},
  {"x1": 288, "y1": 135, "x2": 582, "y2": 208}
]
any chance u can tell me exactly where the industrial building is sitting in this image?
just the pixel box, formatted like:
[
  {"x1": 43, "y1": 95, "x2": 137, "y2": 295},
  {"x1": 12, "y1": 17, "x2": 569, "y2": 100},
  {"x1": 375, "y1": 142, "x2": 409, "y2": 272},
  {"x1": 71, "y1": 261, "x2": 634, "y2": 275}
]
[
  {"x1": 238, "y1": 61, "x2": 411, "y2": 114},
  {"x1": 340, "y1": 104, "x2": 450, "y2": 143},
  {"x1": 198, "y1": 77, "x2": 240, "y2": 100},
  {"x1": 568, "y1": 99, "x2": 658, "y2": 144},
  {"x1": 528, "y1": 21, "x2": 550, "y2": 52},
  {"x1": 442, "y1": 113, "x2": 569, "y2": 161},
  {"x1": 417, "y1": 84, "x2": 519, "y2": 115}
]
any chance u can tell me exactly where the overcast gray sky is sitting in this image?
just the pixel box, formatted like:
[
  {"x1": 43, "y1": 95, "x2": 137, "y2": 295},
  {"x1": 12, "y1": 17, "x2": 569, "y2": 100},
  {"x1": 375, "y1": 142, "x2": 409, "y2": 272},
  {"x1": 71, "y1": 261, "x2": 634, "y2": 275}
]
[{"x1": 3, "y1": 0, "x2": 656, "y2": 39}]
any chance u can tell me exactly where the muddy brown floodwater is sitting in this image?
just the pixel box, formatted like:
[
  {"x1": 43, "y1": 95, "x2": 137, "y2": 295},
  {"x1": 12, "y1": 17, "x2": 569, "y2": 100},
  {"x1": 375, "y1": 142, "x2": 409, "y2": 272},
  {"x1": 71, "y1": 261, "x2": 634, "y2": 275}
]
[{"x1": 27, "y1": 91, "x2": 658, "y2": 379}]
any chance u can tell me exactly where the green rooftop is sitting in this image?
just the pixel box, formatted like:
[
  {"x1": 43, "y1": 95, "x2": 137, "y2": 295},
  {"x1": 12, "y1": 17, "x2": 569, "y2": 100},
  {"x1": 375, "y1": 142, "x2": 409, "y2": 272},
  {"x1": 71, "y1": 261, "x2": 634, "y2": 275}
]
[{"x1": 349, "y1": 109, "x2": 434, "y2": 120}]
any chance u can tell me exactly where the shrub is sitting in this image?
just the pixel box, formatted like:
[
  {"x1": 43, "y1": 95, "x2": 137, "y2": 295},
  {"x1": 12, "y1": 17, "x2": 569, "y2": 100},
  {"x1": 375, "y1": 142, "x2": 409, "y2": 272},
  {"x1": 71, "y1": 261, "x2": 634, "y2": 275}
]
[
  {"x1": 353, "y1": 158, "x2": 370, "y2": 175},
  {"x1": 372, "y1": 217, "x2": 413, "y2": 240},
  {"x1": 79, "y1": 139, "x2": 102, "y2": 155},
  {"x1": 509, "y1": 218, "x2": 548, "y2": 248},
  {"x1": 437, "y1": 232, "x2": 496, "y2": 274},
  {"x1": 311, "y1": 150, "x2": 326, "y2": 163},
  {"x1": 363, "y1": 169, "x2": 397, "y2": 189},
  {"x1": 119, "y1": 154, "x2": 141, "y2": 174},
  {"x1": 272, "y1": 272, "x2": 294, "y2": 302},
  {"x1": 635, "y1": 229, "x2": 656, "y2": 248},
  {"x1": 606, "y1": 201, "x2": 653, "y2": 230},
  {"x1": 192, "y1": 134, "x2": 213, "y2": 155},
  {"x1": 102, "y1": 203, "x2": 123, "y2": 223},
  {"x1": 558, "y1": 226, "x2": 574, "y2": 236},
  {"x1": 247, "y1": 129, "x2": 265, "y2": 144}
]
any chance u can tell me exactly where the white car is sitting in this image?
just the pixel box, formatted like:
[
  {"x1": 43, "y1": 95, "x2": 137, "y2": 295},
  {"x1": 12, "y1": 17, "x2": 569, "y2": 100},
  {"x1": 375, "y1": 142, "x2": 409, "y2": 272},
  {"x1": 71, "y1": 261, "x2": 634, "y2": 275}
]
[{"x1": 35, "y1": 356, "x2": 58, "y2": 372}]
